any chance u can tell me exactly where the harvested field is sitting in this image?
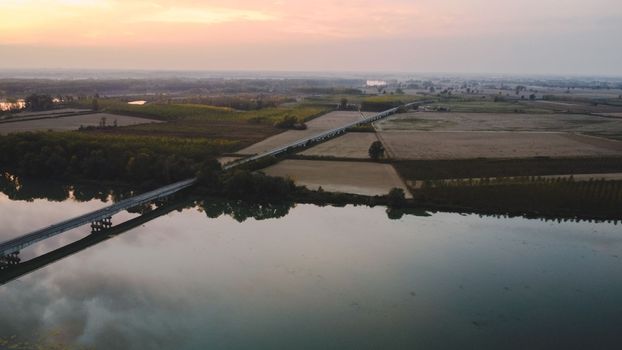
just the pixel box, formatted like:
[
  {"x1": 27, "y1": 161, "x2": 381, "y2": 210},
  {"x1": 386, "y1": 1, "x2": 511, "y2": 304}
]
[
  {"x1": 0, "y1": 113, "x2": 159, "y2": 135},
  {"x1": 261, "y1": 159, "x2": 411, "y2": 198},
  {"x1": 377, "y1": 131, "x2": 622, "y2": 160},
  {"x1": 237, "y1": 111, "x2": 374, "y2": 155},
  {"x1": 300, "y1": 132, "x2": 379, "y2": 159},
  {"x1": 375, "y1": 112, "x2": 622, "y2": 140}
]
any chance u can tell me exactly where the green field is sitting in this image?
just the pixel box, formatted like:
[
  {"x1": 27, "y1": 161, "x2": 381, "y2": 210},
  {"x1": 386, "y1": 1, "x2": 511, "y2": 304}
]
[
  {"x1": 86, "y1": 99, "x2": 328, "y2": 123},
  {"x1": 428, "y1": 99, "x2": 554, "y2": 113},
  {"x1": 76, "y1": 99, "x2": 331, "y2": 150},
  {"x1": 360, "y1": 94, "x2": 429, "y2": 111}
]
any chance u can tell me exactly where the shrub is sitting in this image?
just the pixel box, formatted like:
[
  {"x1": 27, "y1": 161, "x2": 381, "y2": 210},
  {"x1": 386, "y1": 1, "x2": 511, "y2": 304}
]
[
  {"x1": 274, "y1": 115, "x2": 307, "y2": 129},
  {"x1": 387, "y1": 188, "x2": 406, "y2": 207},
  {"x1": 368, "y1": 141, "x2": 385, "y2": 160}
]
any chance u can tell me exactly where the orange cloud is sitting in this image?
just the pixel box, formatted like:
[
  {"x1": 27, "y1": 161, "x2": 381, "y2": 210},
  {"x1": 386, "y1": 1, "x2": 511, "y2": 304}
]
[
  {"x1": 0, "y1": 0, "x2": 438, "y2": 46},
  {"x1": 1, "y1": 0, "x2": 620, "y2": 47}
]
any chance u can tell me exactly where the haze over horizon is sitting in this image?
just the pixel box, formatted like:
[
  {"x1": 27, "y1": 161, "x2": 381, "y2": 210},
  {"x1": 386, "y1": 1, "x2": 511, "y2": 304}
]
[{"x1": 1, "y1": 0, "x2": 621, "y2": 76}]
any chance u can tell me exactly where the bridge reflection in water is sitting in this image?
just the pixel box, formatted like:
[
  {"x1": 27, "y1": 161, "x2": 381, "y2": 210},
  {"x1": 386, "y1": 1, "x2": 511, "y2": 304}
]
[{"x1": 0, "y1": 199, "x2": 190, "y2": 286}]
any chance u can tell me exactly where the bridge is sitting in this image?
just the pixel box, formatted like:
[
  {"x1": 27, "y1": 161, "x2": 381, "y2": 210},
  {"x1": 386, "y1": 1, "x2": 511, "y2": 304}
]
[
  {"x1": 0, "y1": 179, "x2": 195, "y2": 257},
  {"x1": 0, "y1": 198, "x2": 191, "y2": 284},
  {"x1": 223, "y1": 101, "x2": 431, "y2": 169},
  {"x1": 0, "y1": 101, "x2": 427, "y2": 260}
]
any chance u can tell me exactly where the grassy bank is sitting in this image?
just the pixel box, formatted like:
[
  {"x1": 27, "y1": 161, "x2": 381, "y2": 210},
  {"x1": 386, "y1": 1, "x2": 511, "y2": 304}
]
[{"x1": 411, "y1": 178, "x2": 622, "y2": 220}]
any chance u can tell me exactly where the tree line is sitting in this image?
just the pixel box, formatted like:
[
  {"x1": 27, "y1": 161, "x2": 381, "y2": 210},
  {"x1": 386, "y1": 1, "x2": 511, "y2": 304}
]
[{"x1": 0, "y1": 132, "x2": 226, "y2": 188}]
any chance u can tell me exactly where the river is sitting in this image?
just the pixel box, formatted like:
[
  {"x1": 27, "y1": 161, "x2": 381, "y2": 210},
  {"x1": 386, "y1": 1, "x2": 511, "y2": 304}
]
[{"x1": 0, "y1": 189, "x2": 621, "y2": 349}]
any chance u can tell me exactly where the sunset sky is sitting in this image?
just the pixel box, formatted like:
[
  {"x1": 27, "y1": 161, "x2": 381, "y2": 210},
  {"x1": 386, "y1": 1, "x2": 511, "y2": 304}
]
[{"x1": 1, "y1": 0, "x2": 621, "y2": 75}]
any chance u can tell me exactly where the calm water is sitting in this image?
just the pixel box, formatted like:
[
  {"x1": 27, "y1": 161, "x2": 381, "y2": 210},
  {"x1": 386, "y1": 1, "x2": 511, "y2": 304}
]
[{"x1": 0, "y1": 192, "x2": 621, "y2": 349}]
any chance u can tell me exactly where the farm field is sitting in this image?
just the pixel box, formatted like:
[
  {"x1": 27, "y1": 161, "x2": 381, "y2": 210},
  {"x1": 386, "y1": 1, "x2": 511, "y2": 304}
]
[
  {"x1": 406, "y1": 173, "x2": 622, "y2": 189},
  {"x1": 0, "y1": 113, "x2": 159, "y2": 135},
  {"x1": 375, "y1": 112, "x2": 622, "y2": 140},
  {"x1": 425, "y1": 98, "x2": 622, "y2": 114},
  {"x1": 261, "y1": 159, "x2": 411, "y2": 197},
  {"x1": 391, "y1": 157, "x2": 622, "y2": 181},
  {"x1": 101, "y1": 119, "x2": 282, "y2": 150},
  {"x1": 83, "y1": 100, "x2": 331, "y2": 151},
  {"x1": 299, "y1": 132, "x2": 378, "y2": 159},
  {"x1": 237, "y1": 111, "x2": 374, "y2": 155},
  {"x1": 377, "y1": 131, "x2": 622, "y2": 160},
  {"x1": 88, "y1": 99, "x2": 327, "y2": 124},
  {"x1": 424, "y1": 100, "x2": 554, "y2": 114},
  {"x1": 1, "y1": 108, "x2": 91, "y2": 119}
]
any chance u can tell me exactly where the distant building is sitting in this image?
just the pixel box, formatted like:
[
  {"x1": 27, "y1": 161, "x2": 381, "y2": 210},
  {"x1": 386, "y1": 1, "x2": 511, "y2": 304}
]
[{"x1": 366, "y1": 80, "x2": 387, "y2": 87}]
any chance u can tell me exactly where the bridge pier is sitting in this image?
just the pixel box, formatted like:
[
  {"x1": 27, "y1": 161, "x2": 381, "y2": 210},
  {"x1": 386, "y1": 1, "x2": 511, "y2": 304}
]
[
  {"x1": 0, "y1": 251, "x2": 20, "y2": 270},
  {"x1": 91, "y1": 216, "x2": 112, "y2": 234}
]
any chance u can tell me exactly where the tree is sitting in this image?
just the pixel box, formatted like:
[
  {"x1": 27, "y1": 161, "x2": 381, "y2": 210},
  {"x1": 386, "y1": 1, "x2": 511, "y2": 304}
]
[
  {"x1": 91, "y1": 98, "x2": 99, "y2": 111},
  {"x1": 24, "y1": 94, "x2": 54, "y2": 111},
  {"x1": 515, "y1": 85, "x2": 526, "y2": 95},
  {"x1": 368, "y1": 141, "x2": 385, "y2": 160},
  {"x1": 395, "y1": 88, "x2": 404, "y2": 94},
  {"x1": 529, "y1": 94, "x2": 536, "y2": 100},
  {"x1": 387, "y1": 188, "x2": 406, "y2": 207},
  {"x1": 274, "y1": 115, "x2": 306, "y2": 130},
  {"x1": 339, "y1": 98, "x2": 348, "y2": 110}
]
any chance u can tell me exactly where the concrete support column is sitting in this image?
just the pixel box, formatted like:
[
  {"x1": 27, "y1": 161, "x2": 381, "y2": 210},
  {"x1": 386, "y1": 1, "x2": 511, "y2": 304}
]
[
  {"x1": 91, "y1": 216, "x2": 113, "y2": 233},
  {"x1": 0, "y1": 252, "x2": 21, "y2": 270}
]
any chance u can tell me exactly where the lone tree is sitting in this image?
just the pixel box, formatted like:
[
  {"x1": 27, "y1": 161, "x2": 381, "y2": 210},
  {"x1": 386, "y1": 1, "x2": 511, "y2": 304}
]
[
  {"x1": 387, "y1": 188, "x2": 406, "y2": 207},
  {"x1": 339, "y1": 98, "x2": 348, "y2": 109},
  {"x1": 24, "y1": 94, "x2": 54, "y2": 111},
  {"x1": 368, "y1": 141, "x2": 385, "y2": 160},
  {"x1": 91, "y1": 98, "x2": 100, "y2": 111}
]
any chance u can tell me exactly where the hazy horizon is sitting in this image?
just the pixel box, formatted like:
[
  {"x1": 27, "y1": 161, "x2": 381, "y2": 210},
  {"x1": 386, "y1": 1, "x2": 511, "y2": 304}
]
[
  {"x1": 1, "y1": 0, "x2": 621, "y2": 76},
  {"x1": 2, "y1": 68, "x2": 622, "y2": 81}
]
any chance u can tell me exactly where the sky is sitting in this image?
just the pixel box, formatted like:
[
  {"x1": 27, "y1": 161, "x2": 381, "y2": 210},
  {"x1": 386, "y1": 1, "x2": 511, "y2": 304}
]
[{"x1": 0, "y1": 0, "x2": 621, "y2": 75}]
